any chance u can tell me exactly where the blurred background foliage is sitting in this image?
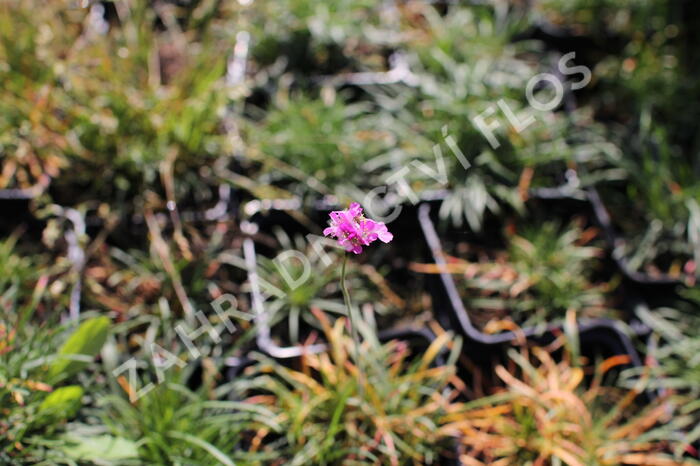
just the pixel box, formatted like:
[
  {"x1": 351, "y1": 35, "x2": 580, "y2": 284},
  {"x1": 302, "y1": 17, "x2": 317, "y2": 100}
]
[{"x1": 1, "y1": 0, "x2": 700, "y2": 463}]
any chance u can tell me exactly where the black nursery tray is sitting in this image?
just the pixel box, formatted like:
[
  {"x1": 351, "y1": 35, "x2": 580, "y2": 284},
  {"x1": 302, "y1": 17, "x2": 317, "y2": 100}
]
[
  {"x1": 417, "y1": 202, "x2": 650, "y2": 367},
  {"x1": 241, "y1": 236, "x2": 449, "y2": 362}
]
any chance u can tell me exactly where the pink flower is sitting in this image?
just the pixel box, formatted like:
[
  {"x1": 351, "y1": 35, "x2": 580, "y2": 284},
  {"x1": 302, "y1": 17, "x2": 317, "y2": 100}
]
[{"x1": 323, "y1": 202, "x2": 393, "y2": 254}]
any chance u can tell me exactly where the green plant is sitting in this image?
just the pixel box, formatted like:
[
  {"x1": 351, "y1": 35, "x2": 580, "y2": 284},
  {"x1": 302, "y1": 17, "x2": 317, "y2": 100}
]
[
  {"x1": 599, "y1": 127, "x2": 700, "y2": 280},
  {"x1": 506, "y1": 221, "x2": 607, "y2": 315},
  {"x1": 446, "y1": 343, "x2": 688, "y2": 465},
  {"x1": 4, "y1": 0, "x2": 700, "y2": 462},
  {"x1": 0, "y1": 0, "x2": 232, "y2": 213},
  {"x1": 624, "y1": 303, "x2": 700, "y2": 458},
  {"x1": 535, "y1": 0, "x2": 674, "y2": 36},
  {"x1": 415, "y1": 220, "x2": 613, "y2": 331},
  {"x1": 1, "y1": 279, "x2": 109, "y2": 463},
  {"x1": 538, "y1": 0, "x2": 700, "y2": 281},
  {"x1": 0, "y1": 233, "x2": 110, "y2": 459},
  {"x1": 243, "y1": 310, "x2": 463, "y2": 464},
  {"x1": 241, "y1": 0, "x2": 391, "y2": 75},
  {"x1": 92, "y1": 378, "x2": 280, "y2": 465},
  {"x1": 243, "y1": 92, "x2": 402, "y2": 204},
  {"x1": 0, "y1": 0, "x2": 82, "y2": 192},
  {"x1": 396, "y1": 2, "x2": 532, "y2": 229},
  {"x1": 379, "y1": 2, "x2": 624, "y2": 230}
]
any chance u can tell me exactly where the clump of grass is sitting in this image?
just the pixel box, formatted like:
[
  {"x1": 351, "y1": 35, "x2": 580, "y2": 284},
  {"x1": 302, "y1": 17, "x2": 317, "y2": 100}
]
[
  {"x1": 0, "y1": 0, "x2": 83, "y2": 192},
  {"x1": 242, "y1": 310, "x2": 463, "y2": 464},
  {"x1": 389, "y1": 2, "x2": 625, "y2": 230},
  {"x1": 504, "y1": 221, "x2": 608, "y2": 318},
  {"x1": 243, "y1": 92, "x2": 400, "y2": 204},
  {"x1": 413, "y1": 220, "x2": 613, "y2": 331},
  {"x1": 62, "y1": 0, "x2": 230, "y2": 209},
  {"x1": 95, "y1": 378, "x2": 281, "y2": 465},
  {"x1": 445, "y1": 343, "x2": 686, "y2": 465},
  {"x1": 600, "y1": 130, "x2": 700, "y2": 281},
  {"x1": 1, "y1": 0, "x2": 233, "y2": 212},
  {"x1": 623, "y1": 302, "x2": 700, "y2": 459}
]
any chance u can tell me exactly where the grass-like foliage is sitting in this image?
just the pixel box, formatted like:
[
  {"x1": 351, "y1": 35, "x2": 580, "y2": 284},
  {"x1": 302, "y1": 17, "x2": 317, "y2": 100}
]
[
  {"x1": 624, "y1": 302, "x2": 700, "y2": 458},
  {"x1": 94, "y1": 379, "x2": 281, "y2": 465},
  {"x1": 446, "y1": 343, "x2": 689, "y2": 465},
  {"x1": 243, "y1": 310, "x2": 463, "y2": 465},
  {"x1": 414, "y1": 220, "x2": 614, "y2": 331}
]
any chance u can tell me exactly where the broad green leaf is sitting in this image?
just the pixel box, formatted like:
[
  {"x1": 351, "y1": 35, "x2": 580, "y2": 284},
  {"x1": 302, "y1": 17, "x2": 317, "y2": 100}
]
[
  {"x1": 48, "y1": 316, "x2": 111, "y2": 381},
  {"x1": 61, "y1": 434, "x2": 139, "y2": 461},
  {"x1": 39, "y1": 385, "x2": 84, "y2": 420}
]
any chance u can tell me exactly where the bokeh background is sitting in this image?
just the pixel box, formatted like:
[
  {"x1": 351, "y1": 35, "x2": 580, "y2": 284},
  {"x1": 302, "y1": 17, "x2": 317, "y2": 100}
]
[{"x1": 2, "y1": 0, "x2": 699, "y2": 464}]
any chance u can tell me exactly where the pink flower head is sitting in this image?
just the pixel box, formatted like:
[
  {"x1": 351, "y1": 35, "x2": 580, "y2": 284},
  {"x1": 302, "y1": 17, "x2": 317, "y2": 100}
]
[{"x1": 323, "y1": 202, "x2": 393, "y2": 254}]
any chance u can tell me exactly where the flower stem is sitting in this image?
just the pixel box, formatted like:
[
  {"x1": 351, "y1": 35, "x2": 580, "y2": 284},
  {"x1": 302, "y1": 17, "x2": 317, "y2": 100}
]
[{"x1": 341, "y1": 253, "x2": 364, "y2": 398}]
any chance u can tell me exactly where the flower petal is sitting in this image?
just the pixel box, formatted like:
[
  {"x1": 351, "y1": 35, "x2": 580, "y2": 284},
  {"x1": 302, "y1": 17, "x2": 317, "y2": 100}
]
[{"x1": 322, "y1": 202, "x2": 392, "y2": 254}]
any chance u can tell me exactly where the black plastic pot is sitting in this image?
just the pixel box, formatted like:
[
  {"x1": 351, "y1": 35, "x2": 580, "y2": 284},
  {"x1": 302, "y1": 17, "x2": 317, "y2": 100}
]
[
  {"x1": 417, "y1": 203, "x2": 650, "y2": 367},
  {"x1": 242, "y1": 236, "x2": 452, "y2": 362}
]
